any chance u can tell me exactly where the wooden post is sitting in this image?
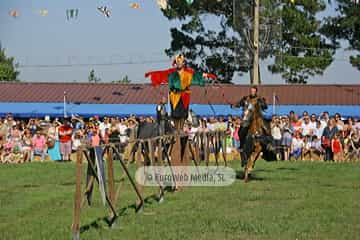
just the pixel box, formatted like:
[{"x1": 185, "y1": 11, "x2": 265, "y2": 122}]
[
  {"x1": 252, "y1": 0, "x2": 260, "y2": 85},
  {"x1": 106, "y1": 147, "x2": 116, "y2": 218},
  {"x1": 135, "y1": 142, "x2": 144, "y2": 207},
  {"x1": 204, "y1": 132, "x2": 210, "y2": 166},
  {"x1": 71, "y1": 149, "x2": 83, "y2": 240},
  {"x1": 222, "y1": 131, "x2": 228, "y2": 166}
]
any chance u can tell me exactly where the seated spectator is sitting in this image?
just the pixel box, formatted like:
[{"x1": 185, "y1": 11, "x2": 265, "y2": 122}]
[
  {"x1": 21, "y1": 130, "x2": 33, "y2": 162},
  {"x1": 291, "y1": 132, "x2": 303, "y2": 161},
  {"x1": 12, "y1": 145, "x2": 24, "y2": 163},
  {"x1": 348, "y1": 130, "x2": 360, "y2": 161},
  {"x1": 302, "y1": 135, "x2": 312, "y2": 160},
  {"x1": 310, "y1": 135, "x2": 324, "y2": 161},
  {"x1": 1, "y1": 141, "x2": 13, "y2": 163},
  {"x1": 31, "y1": 130, "x2": 47, "y2": 162}
]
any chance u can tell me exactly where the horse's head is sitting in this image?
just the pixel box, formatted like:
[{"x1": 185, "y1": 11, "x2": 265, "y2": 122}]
[
  {"x1": 242, "y1": 99, "x2": 264, "y2": 134},
  {"x1": 242, "y1": 101, "x2": 255, "y2": 125}
]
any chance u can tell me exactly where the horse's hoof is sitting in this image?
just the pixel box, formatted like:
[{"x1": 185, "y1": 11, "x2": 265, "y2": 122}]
[
  {"x1": 72, "y1": 232, "x2": 80, "y2": 240},
  {"x1": 135, "y1": 204, "x2": 144, "y2": 213},
  {"x1": 158, "y1": 195, "x2": 164, "y2": 203}
]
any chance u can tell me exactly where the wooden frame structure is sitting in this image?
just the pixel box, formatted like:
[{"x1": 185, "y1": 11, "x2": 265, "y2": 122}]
[{"x1": 71, "y1": 130, "x2": 228, "y2": 240}]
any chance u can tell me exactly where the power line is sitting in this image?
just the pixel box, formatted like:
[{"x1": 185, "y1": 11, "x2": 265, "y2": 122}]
[
  {"x1": 17, "y1": 53, "x2": 351, "y2": 69},
  {"x1": 18, "y1": 59, "x2": 171, "y2": 68}
]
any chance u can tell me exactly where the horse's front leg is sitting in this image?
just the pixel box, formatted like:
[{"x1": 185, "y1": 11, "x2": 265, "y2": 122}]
[{"x1": 244, "y1": 141, "x2": 262, "y2": 183}]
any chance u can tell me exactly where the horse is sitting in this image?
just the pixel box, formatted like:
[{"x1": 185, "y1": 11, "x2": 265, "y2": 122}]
[{"x1": 237, "y1": 98, "x2": 276, "y2": 182}]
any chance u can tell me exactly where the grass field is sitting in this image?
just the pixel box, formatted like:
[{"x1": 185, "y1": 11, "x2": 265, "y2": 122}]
[{"x1": 0, "y1": 160, "x2": 359, "y2": 240}]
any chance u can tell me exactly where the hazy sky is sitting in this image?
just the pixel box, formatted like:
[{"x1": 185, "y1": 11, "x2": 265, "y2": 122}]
[{"x1": 0, "y1": 0, "x2": 358, "y2": 84}]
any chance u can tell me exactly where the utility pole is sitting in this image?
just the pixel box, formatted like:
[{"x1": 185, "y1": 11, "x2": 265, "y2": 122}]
[{"x1": 252, "y1": 0, "x2": 260, "y2": 85}]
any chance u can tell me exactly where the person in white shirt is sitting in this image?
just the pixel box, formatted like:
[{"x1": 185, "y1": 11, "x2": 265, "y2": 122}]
[
  {"x1": 313, "y1": 120, "x2": 324, "y2": 139},
  {"x1": 309, "y1": 114, "x2": 317, "y2": 129},
  {"x1": 99, "y1": 117, "x2": 111, "y2": 138},
  {"x1": 310, "y1": 135, "x2": 324, "y2": 160},
  {"x1": 118, "y1": 120, "x2": 129, "y2": 144},
  {"x1": 302, "y1": 135, "x2": 312, "y2": 160},
  {"x1": 291, "y1": 132, "x2": 304, "y2": 160},
  {"x1": 301, "y1": 116, "x2": 314, "y2": 137}
]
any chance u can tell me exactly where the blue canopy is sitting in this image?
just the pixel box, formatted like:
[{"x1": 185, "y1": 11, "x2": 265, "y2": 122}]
[{"x1": 0, "y1": 102, "x2": 359, "y2": 119}]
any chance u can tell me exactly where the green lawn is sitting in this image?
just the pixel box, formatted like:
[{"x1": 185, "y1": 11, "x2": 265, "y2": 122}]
[{"x1": 0, "y1": 160, "x2": 359, "y2": 240}]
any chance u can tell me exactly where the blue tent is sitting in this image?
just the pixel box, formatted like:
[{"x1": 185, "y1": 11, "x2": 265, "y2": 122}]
[{"x1": 0, "y1": 102, "x2": 359, "y2": 119}]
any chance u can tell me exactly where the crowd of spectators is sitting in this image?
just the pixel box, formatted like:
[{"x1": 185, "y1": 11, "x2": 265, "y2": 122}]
[
  {"x1": 269, "y1": 111, "x2": 360, "y2": 161},
  {"x1": 0, "y1": 111, "x2": 359, "y2": 164}
]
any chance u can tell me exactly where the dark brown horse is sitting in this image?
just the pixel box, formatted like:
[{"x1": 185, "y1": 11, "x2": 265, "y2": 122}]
[{"x1": 237, "y1": 97, "x2": 276, "y2": 182}]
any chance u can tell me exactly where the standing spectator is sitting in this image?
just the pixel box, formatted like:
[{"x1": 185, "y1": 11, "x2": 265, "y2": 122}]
[
  {"x1": 271, "y1": 115, "x2": 282, "y2": 160},
  {"x1": 232, "y1": 118, "x2": 241, "y2": 151},
  {"x1": 47, "y1": 121, "x2": 62, "y2": 161},
  {"x1": 31, "y1": 130, "x2": 47, "y2": 162},
  {"x1": 335, "y1": 113, "x2": 345, "y2": 131},
  {"x1": 347, "y1": 117, "x2": 356, "y2": 132},
  {"x1": 291, "y1": 114, "x2": 302, "y2": 132},
  {"x1": 354, "y1": 118, "x2": 360, "y2": 132},
  {"x1": 281, "y1": 115, "x2": 293, "y2": 161},
  {"x1": 301, "y1": 116, "x2": 314, "y2": 137},
  {"x1": 72, "y1": 115, "x2": 85, "y2": 130},
  {"x1": 91, "y1": 126, "x2": 100, "y2": 147},
  {"x1": 99, "y1": 116, "x2": 111, "y2": 138},
  {"x1": 314, "y1": 120, "x2": 325, "y2": 139},
  {"x1": 59, "y1": 119, "x2": 73, "y2": 161},
  {"x1": 332, "y1": 132, "x2": 343, "y2": 162},
  {"x1": 322, "y1": 117, "x2": 338, "y2": 161},
  {"x1": 118, "y1": 119, "x2": 129, "y2": 145},
  {"x1": 309, "y1": 114, "x2": 317, "y2": 129},
  {"x1": 27, "y1": 118, "x2": 38, "y2": 136},
  {"x1": 320, "y1": 112, "x2": 330, "y2": 130},
  {"x1": 0, "y1": 119, "x2": 7, "y2": 145},
  {"x1": 216, "y1": 116, "x2": 227, "y2": 131}
]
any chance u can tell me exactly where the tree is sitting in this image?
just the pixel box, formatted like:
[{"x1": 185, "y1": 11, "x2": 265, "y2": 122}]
[
  {"x1": 112, "y1": 75, "x2": 131, "y2": 84},
  {"x1": 321, "y1": 0, "x2": 360, "y2": 70},
  {"x1": 160, "y1": 0, "x2": 335, "y2": 84},
  {"x1": 268, "y1": 1, "x2": 336, "y2": 84},
  {"x1": 0, "y1": 44, "x2": 20, "y2": 81},
  {"x1": 88, "y1": 69, "x2": 101, "y2": 83}
]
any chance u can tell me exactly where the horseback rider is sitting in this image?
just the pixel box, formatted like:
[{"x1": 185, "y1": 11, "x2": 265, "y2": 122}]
[
  {"x1": 156, "y1": 96, "x2": 168, "y2": 136},
  {"x1": 231, "y1": 86, "x2": 274, "y2": 180},
  {"x1": 233, "y1": 86, "x2": 268, "y2": 125}
]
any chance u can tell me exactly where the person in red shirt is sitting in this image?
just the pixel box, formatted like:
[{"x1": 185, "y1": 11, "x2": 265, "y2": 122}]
[
  {"x1": 58, "y1": 119, "x2": 73, "y2": 161},
  {"x1": 331, "y1": 132, "x2": 343, "y2": 162}
]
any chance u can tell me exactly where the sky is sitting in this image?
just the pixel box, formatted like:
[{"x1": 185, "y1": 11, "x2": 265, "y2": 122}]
[{"x1": 0, "y1": 0, "x2": 359, "y2": 84}]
